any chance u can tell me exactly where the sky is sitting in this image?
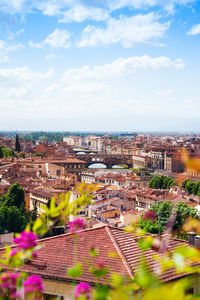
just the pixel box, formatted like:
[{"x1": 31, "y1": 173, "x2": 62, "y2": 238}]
[{"x1": 0, "y1": 0, "x2": 200, "y2": 132}]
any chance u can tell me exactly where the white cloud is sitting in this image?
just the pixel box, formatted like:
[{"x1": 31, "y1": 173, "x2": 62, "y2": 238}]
[
  {"x1": 44, "y1": 29, "x2": 71, "y2": 48},
  {"x1": 106, "y1": 0, "x2": 196, "y2": 13},
  {"x1": 78, "y1": 13, "x2": 169, "y2": 48},
  {"x1": 187, "y1": 24, "x2": 200, "y2": 35},
  {"x1": 63, "y1": 82, "x2": 109, "y2": 94},
  {"x1": 0, "y1": 67, "x2": 54, "y2": 86},
  {"x1": 59, "y1": 5, "x2": 109, "y2": 23},
  {"x1": 41, "y1": 3, "x2": 61, "y2": 16},
  {"x1": 29, "y1": 29, "x2": 71, "y2": 49},
  {"x1": 0, "y1": 41, "x2": 22, "y2": 62},
  {"x1": 0, "y1": 0, "x2": 196, "y2": 20},
  {"x1": 44, "y1": 84, "x2": 60, "y2": 93},
  {"x1": 62, "y1": 55, "x2": 184, "y2": 83},
  {"x1": 156, "y1": 89, "x2": 174, "y2": 96},
  {"x1": 6, "y1": 87, "x2": 28, "y2": 99},
  {"x1": 46, "y1": 54, "x2": 57, "y2": 60}
]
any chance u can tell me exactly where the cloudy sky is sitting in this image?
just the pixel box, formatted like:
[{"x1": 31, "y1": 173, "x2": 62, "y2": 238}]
[{"x1": 0, "y1": 0, "x2": 200, "y2": 132}]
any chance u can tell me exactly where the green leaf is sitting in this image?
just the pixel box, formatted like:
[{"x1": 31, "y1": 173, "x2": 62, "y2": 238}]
[
  {"x1": 138, "y1": 236, "x2": 153, "y2": 250},
  {"x1": 90, "y1": 248, "x2": 99, "y2": 257},
  {"x1": 110, "y1": 273, "x2": 124, "y2": 288},
  {"x1": 67, "y1": 262, "x2": 83, "y2": 278}
]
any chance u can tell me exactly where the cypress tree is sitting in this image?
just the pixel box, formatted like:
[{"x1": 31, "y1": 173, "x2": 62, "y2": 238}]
[
  {"x1": 15, "y1": 134, "x2": 21, "y2": 152},
  {"x1": 0, "y1": 146, "x2": 3, "y2": 158}
]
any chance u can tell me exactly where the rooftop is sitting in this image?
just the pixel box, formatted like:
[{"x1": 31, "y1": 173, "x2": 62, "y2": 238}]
[{"x1": 0, "y1": 226, "x2": 192, "y2": 285}]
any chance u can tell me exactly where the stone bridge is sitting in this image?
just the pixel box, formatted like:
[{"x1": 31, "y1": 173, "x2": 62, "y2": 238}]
[{"x1": 76, "y1": 154, "x2": 132, "y2": 168}]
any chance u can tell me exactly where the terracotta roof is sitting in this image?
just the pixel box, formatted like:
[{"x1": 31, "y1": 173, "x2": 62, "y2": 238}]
[
  {"x1": 109, "y1": 227, "x2": 188, "y2": 282},
  {"x1": 9, "y1": 226, "x2": 131, "y2": 284},
  {"x1": 0, "y1": 226, "x2": 193, "y2": 285},
  {"x1": 30, "y1": 188, "x2": 54, "y2": 199}
]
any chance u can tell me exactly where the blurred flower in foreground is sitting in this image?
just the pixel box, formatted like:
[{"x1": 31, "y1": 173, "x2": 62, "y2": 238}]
[
  {"x1": 75, "y1": 282, "x2": 91, "y2": 299},
  {"x1": 14, "y1": 231, "x2": 38, "y2": 250},
  {"x1": 1, "y1": 272, "x2": 21, "y2": 299},
  {"x1": 181, "y1": 149, "x2": 200, "y2": 172},
  {"x1": 69, "y1": 218, "x2": 86, "y2": 233},
  {"x1": 9, "y1": 249, "x2": 18, "y2": 257},
  {"x1": 183, "y1": 218, "x2": 200, "y2": 235},
  {"x1": 23, "y1": 275, "x2": 44, "y2": 296}
]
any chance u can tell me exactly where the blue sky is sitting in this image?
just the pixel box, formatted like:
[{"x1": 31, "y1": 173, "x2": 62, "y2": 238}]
[{"x1": 0, "y1": 0, "x2": 200, "y2": 132}]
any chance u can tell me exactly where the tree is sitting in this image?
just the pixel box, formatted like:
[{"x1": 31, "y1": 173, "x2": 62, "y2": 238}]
[
  {"x1": 185, "y1": 180, "x2": 197, "y2": 195},
  {"x1": 0, "y1": 146, "x2": 3, "y2": 158},
  {"x1": 18, "y1": 152, "x2": 25, "y2": 158},
  {"x1": 15, "y1": 134, "x2": 21, "y2": 152},
  {"x1": 183, "y1": 180, "x2": 200, "y2": 196},
  {"x1": 139, "y1": 201, "x2": 199, "y2": 235},
  {"x1": 2, "y1": 183, "x2": 26, "y2": 213},
  {"x1": 0, "y1": 206, "x2": 27, "y2": 234},
  {"x1": 149, "y1": 175, "x2": 175, "y2": 189},
  {"x1": 1, "y1": 147, "x2": 14, "y2": 158}
]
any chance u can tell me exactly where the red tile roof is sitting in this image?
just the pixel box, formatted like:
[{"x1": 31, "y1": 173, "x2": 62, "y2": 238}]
[
  {"x1": 0, "y1": 226, "x2": 194, "y2": 285},
  {"x1": 12, "y1": 226, "x2": 131, "y2": 284}
]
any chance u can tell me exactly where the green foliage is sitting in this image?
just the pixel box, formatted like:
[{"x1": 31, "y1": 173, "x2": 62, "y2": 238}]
[
  {"x1": 140, "y1": 168, "x2": 148, "y2": 171},
  {"x1": 1, "y1": 147, "x2": 15, "y2": 158},
  {"x1": 67, "y1": 262, "x2": 83, "y2": 278},
  {"x1": 134, "y1": 258, "x2": 159, "y2": 289},
  {"x1": 139, "y1": 201, "x2": 199, "y2": 234},
  {"x1": 1, "y1": 183, "x2": 26, "y2": 213},
  {"x1": 0, "y1": 184, "x2": 200, "y2": 299},
  {"x1": 17, "y1": 152, "x2": 25, "y2": 158},
  {"x1": 140, "y1": 219, "x2": 163, "y2": 234},
  {"x1": 0, "y1": 206, "x2": 27, "y2": 233},
  {"x1": 22, "y1": 131, "x2": 68, "y2": 142},
  {"x1": 0, "y1": 183, "x2": 27, "y2": 233},
  {"x1": 184, "y1": 180, "x2": 200, "y2": 196},
  {"x1": 15, "y1": 134, "x2": 21, "y2": 152},
  {"x1": 90, "y1": 247, "x2": 99, "y2": 257},
  {"x1": 32, "y1": 152, "x2": 43, "y2": 157},
  {"x1": 118, "y1": 164, "x2": 128, "y2": 168},
  {"x1": 0, "y1": 146, "x2": 3, "y2": 158},
  {"x1": 149, "y1": 175, "x2": 175, "y2": 189}
]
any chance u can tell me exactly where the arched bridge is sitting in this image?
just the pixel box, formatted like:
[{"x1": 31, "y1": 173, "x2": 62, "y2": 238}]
[{"x1": 76, "y1": 154, "x2": 132, "y2": 168}]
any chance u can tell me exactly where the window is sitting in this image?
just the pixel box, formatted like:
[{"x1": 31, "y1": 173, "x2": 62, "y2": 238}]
[
  {"x1": 185, "y1": 288, "x2": 194, "y2": 295},
  {"x1": 44, "y1": 294, "x2": 64, "y2": 300}
]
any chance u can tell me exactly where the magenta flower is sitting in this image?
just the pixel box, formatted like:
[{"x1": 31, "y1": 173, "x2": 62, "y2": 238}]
[
  {"x1": 1, "y1": 272, "x2": 21, "y2": 299},
  {"x1": 75, "y1": 282, "x2": 91, "y2": 299},
  {"x1": 9, "y1": 249, "x2": 18, "y2": 257},
  {"x1": 69, "y1": 219, "x2": 86, "y2": 233},
  {"x1": 14, "y1": 231, "x2": 38, "y2": 250},
  {"x1": 23, "y1": 275, "x2": 44, "y2": 293},
  {"x1": 143, "y1": 210, "x2": 157, "y2": 222},
  {"x1": 97, "y1": 261, "x2": 106, "y2": 269}
]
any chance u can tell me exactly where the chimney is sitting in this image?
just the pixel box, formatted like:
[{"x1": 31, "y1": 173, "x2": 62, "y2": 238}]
[
  {"x1": 188, "y1": 232, "x2": 196, "y2": 246},
  {"x1": 195, "y1": 236, "x2": 200, "y2": 249}
]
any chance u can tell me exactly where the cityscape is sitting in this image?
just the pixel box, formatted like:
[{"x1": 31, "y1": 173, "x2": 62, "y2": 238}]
[
  {"x1": 0, "y1": 0, "x2": 200, "y2": 299},
  {"x1": 0, "y1": 131, "x2": 200, "y2": 298}
]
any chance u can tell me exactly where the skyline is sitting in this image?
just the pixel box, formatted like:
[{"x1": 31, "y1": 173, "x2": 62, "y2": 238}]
[{"x1": 0, "y1": 1, "x2": 200, "y2": 131}]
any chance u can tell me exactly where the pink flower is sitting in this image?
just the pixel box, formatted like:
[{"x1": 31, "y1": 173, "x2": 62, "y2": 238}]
[
  {"x1": 23, "y1": 275, "x2": 44, "y2": 293},
  {"x1": 14, "y1": 231, "x2": 38, "y2": 249},
  {"x1": 75, "y1": 282, "x2": 91, "y2": 299},
  {"x1": 69, "y1": 219, "x2": 86, "y2": 233},
  {"x1": 97, "y1": 261, "x2": 106, "y2": 269},
  {"x1": 32, "y1": 251, "x2": 38, "y2": 258},
  {"x1": 9, "y1": 249, "x2": 18, "y2": 257},
  {"x1": 1, "y1": 272, "x2": 21, "y2": 299},
  {"x1": 143, "y1": 210, "x2": 157, "y2": 222}
]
